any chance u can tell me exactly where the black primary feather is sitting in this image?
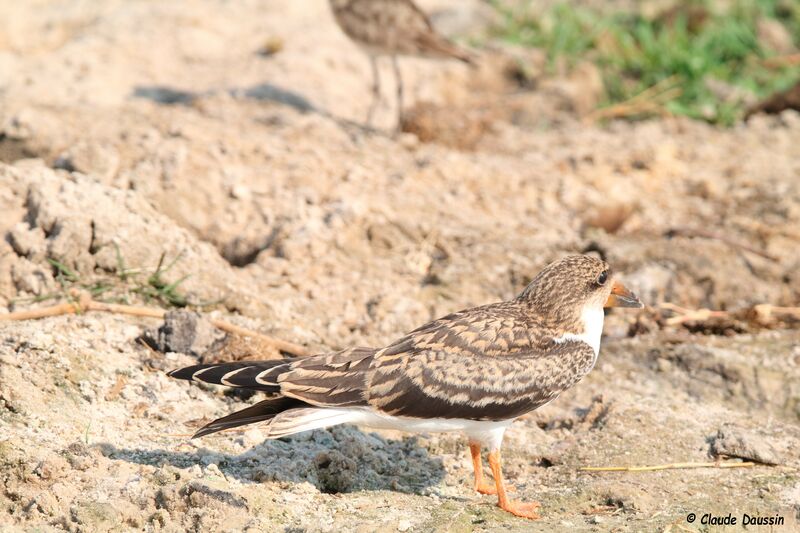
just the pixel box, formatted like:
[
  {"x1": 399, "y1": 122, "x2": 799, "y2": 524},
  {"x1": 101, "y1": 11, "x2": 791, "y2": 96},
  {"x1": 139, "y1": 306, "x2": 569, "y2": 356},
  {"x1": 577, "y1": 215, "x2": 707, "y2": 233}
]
[
  {"x1": 168, "y1": 360, "x2": 294, "y2": 392},
  {"x1": 192, "y1": 397, "x2": 307, "y2": 438}
]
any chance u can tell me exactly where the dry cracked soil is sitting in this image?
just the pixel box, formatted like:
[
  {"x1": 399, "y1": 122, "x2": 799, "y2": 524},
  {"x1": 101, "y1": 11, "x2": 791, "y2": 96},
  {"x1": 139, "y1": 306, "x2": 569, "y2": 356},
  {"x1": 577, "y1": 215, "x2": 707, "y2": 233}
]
[{"x1": 1, "y1": 1, "x2": 799, "y2": 532}]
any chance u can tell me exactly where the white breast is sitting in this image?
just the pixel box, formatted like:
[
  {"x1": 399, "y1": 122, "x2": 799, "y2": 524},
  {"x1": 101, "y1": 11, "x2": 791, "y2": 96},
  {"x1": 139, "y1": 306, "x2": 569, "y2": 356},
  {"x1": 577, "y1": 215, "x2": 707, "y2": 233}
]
[
  {"x1": 581, "y1": 305, "x2": 605, "y2": 355},
  {"x1": 553, "y1": 304, "x2": 605, "y2": 358}
]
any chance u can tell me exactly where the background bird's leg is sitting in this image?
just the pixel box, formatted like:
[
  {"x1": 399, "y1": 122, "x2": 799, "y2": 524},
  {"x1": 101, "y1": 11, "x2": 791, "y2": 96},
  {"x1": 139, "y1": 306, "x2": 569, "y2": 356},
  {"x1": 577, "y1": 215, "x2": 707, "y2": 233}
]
[
  {"x1": 469, "y1": 443, "x2": 497, "y2": 494},
  {"x1": 487, "y1": 450, "x2": 541, "y2": 519},
  {"x1": 391, "y1": 54, "x2": 403, "y2": 130},
  {"x1": 366, "y1": 55, "x2": 380, "y2": 126}
]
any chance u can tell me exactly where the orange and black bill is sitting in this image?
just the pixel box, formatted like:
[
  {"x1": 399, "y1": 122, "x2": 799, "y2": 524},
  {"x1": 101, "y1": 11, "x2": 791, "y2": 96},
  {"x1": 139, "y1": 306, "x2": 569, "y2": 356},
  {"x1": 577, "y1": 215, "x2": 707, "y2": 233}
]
[{"x1": 605, "y1": 281, "x2": 644, "y2": 308}]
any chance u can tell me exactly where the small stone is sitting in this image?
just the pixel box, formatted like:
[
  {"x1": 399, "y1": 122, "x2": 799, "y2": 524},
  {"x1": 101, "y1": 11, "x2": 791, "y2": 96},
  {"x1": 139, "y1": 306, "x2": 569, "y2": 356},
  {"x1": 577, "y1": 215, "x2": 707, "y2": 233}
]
[
  {"x1": 397, "y1": 132, "x2": 419, "y2": 150},
  {"x1": 656, "y1": 358, "x2": 673, "y2": 373},
  {"x1": 397, "y1": 519, "x2": 412, "y2": 531},
  {"x1": 7, "y1": 222, "x2": 47, "y2": 260},
  {"x1": 145, "y1": 311, "x2": 225, "y2": 356},
  {"x1": 10, "y1": 257, "x2": 54, "y2": 296},
  {"x1": 710, "y1": 425, "x2": 782, "y2": 465},
  {"x1": 230, "y1": 184, "x2": 251, "y2": 200},
  {"x1": 54, "y1": 141, "x2": 120, "y2": 182}
]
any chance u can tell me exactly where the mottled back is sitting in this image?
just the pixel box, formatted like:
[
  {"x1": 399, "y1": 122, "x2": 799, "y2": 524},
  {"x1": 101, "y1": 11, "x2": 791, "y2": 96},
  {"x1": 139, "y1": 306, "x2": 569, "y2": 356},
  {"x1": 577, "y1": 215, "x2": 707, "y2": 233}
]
[{"x1": 330, "y1": 0, "x2": 472, "y2": 61}]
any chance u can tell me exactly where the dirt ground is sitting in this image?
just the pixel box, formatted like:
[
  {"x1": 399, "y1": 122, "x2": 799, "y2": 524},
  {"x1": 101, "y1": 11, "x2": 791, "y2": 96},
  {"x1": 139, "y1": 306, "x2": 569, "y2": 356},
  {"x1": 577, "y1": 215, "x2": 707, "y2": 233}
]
[{"x1": 1, "y1": 1, "x2": 799, "y2": 532}]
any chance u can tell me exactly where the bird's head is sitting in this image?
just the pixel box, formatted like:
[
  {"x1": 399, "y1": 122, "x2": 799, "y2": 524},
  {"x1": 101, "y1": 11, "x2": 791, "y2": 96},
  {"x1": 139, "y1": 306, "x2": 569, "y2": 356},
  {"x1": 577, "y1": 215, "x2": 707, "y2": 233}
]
[{"x1": 518, "y1": 254, "x2": 643, "y2": 328}]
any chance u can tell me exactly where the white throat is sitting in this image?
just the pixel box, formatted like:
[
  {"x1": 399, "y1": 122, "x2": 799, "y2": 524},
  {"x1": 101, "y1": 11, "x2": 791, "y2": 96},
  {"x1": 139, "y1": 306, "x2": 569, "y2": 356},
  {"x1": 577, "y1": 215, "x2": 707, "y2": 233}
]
[
  {"x1": 554, "y1": 304, "x2": 605, "y2": 357},
  {"x1": 581, "y1": 305, "x2": 605, "y2": 356}
]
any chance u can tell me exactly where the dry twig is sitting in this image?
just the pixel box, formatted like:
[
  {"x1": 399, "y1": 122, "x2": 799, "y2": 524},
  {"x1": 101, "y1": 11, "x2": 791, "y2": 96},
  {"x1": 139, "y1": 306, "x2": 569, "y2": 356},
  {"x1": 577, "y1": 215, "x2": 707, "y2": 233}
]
[
  {"x1": 659, "y1": 302, "x2": 800, "y2": 328},
  {"x1": 0, "y1": 292, "x2": 309, "y2": 357},
  {"x1": 588, "y1": 76, "x2": 682, "y2": 122},
  {"x1": 751, "y1": 304, "x2": 800, "y2": 324},
  {"x1": 580, "y1": 460, "x2": 757, "y2": 472},
  {"x1": 105, "y1": 375, "x2": 128, "y2": 402},
  {"x1": 665, "y1": 227, "x2": 777, "y2": 261},
  {"x1": 762, "y1": 53, "x2": 800, "y2": 68},
  {"x1": 207, "y1": 318, "x2": 307, "y2": 356},
  {"x1": 659, "y1": 303, "x2": 731, "y2": 326}
]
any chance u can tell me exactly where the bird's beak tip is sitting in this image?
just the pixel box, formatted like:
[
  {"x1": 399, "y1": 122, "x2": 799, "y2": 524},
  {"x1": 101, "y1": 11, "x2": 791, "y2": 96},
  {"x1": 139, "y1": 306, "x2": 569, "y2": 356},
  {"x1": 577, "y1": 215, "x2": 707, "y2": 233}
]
[{"x1": 604, "y1": 280, "x2": 644, "y2": 309}]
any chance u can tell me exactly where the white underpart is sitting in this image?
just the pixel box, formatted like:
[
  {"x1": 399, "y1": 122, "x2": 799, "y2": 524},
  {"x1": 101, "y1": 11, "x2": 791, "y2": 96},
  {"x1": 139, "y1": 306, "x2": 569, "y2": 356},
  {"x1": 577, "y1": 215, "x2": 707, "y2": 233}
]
[
  {"x1": 268, "y1": 408, "x2": 513, "y2": 450},
  {"x1": 553, "y1": 303, "x2": 605, "y2": 365}
]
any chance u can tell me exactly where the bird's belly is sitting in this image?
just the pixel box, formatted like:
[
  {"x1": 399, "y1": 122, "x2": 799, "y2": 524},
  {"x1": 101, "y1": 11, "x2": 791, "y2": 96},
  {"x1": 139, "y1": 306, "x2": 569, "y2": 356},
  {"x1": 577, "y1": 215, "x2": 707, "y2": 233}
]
[{"x1": 340, "y1": 408, "x2": 513, "y2": 449}]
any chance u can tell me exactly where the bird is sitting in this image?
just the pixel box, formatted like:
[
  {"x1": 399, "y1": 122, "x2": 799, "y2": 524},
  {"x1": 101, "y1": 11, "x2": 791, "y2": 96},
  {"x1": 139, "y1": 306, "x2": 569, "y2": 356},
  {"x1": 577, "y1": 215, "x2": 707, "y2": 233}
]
[
  {"x1": 168, "y1": 254, "x2": 643, "y2": 519},
  {"x1": 328, "y1": 0, "x2": 474, "y2": 128}
]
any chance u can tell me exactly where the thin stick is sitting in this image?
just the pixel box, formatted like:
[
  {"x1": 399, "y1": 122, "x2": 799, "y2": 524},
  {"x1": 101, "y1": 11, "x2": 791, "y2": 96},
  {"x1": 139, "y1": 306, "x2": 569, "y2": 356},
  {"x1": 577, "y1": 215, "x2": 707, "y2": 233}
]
[
  {"x1": 89, "y1": 301, "x2": 166, "y2": 319},
  {"x1": 665, "y1": 227, "x2": 777, "y2": 261},
  {"x1": 0, "y1": 302, "x2": 84, "y2": 321},
  {"x1": 588, "y1": 76, "x2": 682, "y2": 121},
  {"x1": 0, "y1": 295, "x2": 310, "y2": 357},
  {"x1": 209, "y1": 318, "x2": 308, "y2": 356},
  {"x1": 105, "y1": 375, "x2": 128, "y2": 402},
  {"x1": 753, "y1": 304, "x2": 800, "y2": 318},
  {"x1": 580, "y1": 461, "x2": 757, "y2": 472},
  {"x1": 607, "y1": 75, "x2": 679, "y2": 107},
  {"x1": 660, "y1": 302, "x2": 800, "y2": 328},
  {"x1": 762, "y1": 53, "x2": 800, "y2": 68},
  {"x1": 659, "y1": 303, "x2": 731, "y2": 326}
]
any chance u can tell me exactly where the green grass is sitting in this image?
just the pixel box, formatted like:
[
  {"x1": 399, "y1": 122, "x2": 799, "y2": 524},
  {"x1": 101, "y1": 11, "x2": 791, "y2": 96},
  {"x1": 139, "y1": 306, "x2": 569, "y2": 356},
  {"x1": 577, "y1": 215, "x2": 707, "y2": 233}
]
[
  {"x1": 491, "y1": 0, "x2": 800, "y2": 124},
  {"x1": 16, "y1": 249, "x2": 192, "y2": 309}
]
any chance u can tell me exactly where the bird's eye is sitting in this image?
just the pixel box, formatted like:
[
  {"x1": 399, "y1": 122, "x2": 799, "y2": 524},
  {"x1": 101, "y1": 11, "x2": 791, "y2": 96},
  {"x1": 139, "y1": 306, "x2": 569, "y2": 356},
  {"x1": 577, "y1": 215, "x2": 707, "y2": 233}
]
[{"x1": 597, "y1": 270, "x2": 608, "y2": 286}]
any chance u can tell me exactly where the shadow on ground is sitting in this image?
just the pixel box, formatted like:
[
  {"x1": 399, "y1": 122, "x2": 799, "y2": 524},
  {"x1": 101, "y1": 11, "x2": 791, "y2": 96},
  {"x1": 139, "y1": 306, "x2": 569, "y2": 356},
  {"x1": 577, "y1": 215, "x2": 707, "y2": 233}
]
[
  {"x1": 97, "y1": 425, "x2": 446, "y2": 495},
  {"x1": 132, "y1": 83, "x2": 316, "y2": 113},
  {"x1": 130, "y1": 83, "x2": 379, "y2": 136}
]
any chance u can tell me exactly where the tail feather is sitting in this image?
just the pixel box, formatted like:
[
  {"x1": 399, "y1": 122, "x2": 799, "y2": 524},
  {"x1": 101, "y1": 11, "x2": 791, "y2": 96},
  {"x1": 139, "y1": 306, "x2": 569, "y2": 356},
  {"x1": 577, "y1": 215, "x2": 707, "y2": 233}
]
[
  {"x1": 417, "y1": 33, "x2": 476, "y2": 65},
  {"x1": 193, "y1": 397, "x2": 305, "y2": 438},
  {"x1": 169, "y1": 348, "x2": 376, "y2": 438},
  {"x1": 193, "y1": 401, "x2": 364, "y2": 440},
  {"x1": 168, "y1": 360, "x2": 293, "y2": 392},
  {"x1": 265, "y1": 408, "x2": 363, "y2": 438}
]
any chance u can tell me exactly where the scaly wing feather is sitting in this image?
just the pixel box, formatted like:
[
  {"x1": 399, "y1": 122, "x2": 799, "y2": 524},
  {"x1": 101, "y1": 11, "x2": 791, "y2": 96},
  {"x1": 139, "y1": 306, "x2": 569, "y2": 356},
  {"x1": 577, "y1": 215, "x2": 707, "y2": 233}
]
[{"x1": 366, "y1": 303, "x2": 596, "y2": 420}]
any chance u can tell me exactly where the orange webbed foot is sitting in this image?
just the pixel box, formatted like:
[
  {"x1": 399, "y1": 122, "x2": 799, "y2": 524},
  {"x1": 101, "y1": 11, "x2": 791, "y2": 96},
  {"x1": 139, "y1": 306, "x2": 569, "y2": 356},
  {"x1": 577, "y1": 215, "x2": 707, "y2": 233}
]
[
  {"x1": 475, "y1": 482, "x2": 496, "y2": 495},
  {"x1": 498, "y1": 499, "x2": 542, "y2": 520},
  {"x1": 486, "y1": 449, "x2": 541, "y2": 519},
  {"x1": 475, "y1": 483, "x2": 497, "y2": 494}
]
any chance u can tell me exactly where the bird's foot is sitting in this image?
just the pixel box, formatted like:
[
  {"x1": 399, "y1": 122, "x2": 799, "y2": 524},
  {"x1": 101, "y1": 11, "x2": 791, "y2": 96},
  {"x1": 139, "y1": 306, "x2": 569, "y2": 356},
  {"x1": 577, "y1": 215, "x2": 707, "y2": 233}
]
[
  {"x1": 475, "y1": 482, "x2": 496, "y2": 495},
  {"x1": 475, "y1": 482, "x2": 516, "y2": 495},
  {"x1": 498, "y1": 499, "x2": 541, "y2": 520}
]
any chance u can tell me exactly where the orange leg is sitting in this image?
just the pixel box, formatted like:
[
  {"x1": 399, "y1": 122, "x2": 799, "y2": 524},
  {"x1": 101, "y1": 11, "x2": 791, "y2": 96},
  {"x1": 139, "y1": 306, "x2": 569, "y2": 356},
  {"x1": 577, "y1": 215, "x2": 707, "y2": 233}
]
[
  {"x1": 469, "y1": 443, "x2": 515, "y2": 495},
  {"x1": 487, "y1": 449, "x2": 541, "y2": 519},
  {"x1": 469, "y1": 443, "x2": 498, "y2": 494}
]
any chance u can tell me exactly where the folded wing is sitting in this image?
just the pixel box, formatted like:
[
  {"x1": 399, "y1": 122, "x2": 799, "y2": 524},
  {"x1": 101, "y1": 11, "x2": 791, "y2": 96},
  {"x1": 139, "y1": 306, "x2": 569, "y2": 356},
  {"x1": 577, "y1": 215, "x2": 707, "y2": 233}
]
[{"x1": 367, "y1": 304, "x2": 597, "y2": 420}]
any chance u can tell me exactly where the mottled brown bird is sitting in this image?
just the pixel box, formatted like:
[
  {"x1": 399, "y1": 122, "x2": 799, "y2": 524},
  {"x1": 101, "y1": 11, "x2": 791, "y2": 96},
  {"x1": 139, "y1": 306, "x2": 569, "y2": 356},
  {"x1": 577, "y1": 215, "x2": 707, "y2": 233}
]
[
  {"x1": 328, "y1": 0, "x2": 474, "y2": 127},
  {"x1": 169, "y1": 254, "x2": 643, "y2": 519}
]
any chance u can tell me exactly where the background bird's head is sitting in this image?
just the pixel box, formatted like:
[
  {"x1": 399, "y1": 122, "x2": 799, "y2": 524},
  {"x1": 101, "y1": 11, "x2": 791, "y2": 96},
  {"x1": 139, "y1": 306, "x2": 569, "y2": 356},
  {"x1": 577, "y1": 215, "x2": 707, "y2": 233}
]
[{"x1": 518, "y1": 255, "x2": 643, "y2": 329}]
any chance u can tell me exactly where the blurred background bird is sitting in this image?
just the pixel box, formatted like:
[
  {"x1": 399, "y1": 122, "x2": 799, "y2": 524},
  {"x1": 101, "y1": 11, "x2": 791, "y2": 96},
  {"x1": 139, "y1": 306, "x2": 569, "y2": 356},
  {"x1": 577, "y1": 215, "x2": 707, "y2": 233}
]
[{"x1": 329, "y1": 0, "x2": 474, "y2": 129}]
